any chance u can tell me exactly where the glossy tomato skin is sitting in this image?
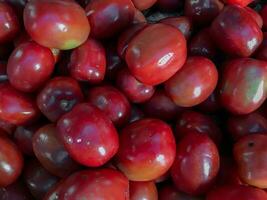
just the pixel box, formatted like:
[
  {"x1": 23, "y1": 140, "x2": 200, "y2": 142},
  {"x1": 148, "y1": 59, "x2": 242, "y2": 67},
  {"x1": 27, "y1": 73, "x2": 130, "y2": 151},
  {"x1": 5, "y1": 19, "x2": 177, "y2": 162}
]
[
  {"x1": 24, "y1": 160, "x2": 59, "y2": 199},
  {"x1": 220, "y1": 58, "x2": 267, "y2": 115},
  {"x1": 131, "y1": 0, "x2": 156, "y2": 10},
  {"x1": 0, "y1": 2, "x2": 19, "y2": 43},
  {"x1": 69, "y1": 38, "x2": 106, "y2": 83},
  {"x1": 24, "y1": 0, "x2": 90, "y2": 50},
  {"x1": 227, "y1": 113, "x2": 267, "y2": 141},
  {"x1": 244, "y1": 7, "x2": 263, "y2": 28},
  {"x1": 0, "y1": 136, "x2": 23, "y2": 187},
  {"x1": 175, "y1": 111, "x2": 222, "y2": 146},
  {"x1": 143, "y1": 89, "x2": 184, "y2": 121},
  {"x1": 130, "y1": 181, "x2": 158, "y2": 200},
  {"x1": 0, "y1": 83, "x2": 39, "y2": 125},
  {"x1": 33, "y1": 124, "x2": 80, "y2": 178},
  {"x1": 7, "y1": 42, "x2": 55, "y2": 92},
  {"x1": 210, "y1": 5, "x2": 263, "y2": 57},
  {"x1": 57, "y1": 103, "x2": 119, "y2": 167},
  {"x1": 255, "y1": 32, "x2": 267, "y2": 61},
  {"x1": 222, "y1": 0, "x2": 253, "y2": 7},
  {"x1": 116, "y1": 118, "x2": 176, "y2": 181},
  {"x1": 44, "y1": 169, "x2": 129, "y2": 200},
  {"x1": 126, "y1": 23, "x2": 187, "y2": 86},
  {"x1": 160, "y1": 16, "x2": 192, "y2": 40},
  {"x1": 116, "y1": 68, "x2": 155, "y2": 103},
  {"x1": 189, "y1": 28, "x2": 217, "y2": 58},
  {"x1": 206, "y1": 185, "x2": 267, "y2": 200},
  {"x1": 165, "y1": 56, "x2": 218, "y2": 107},
  {"x1": 37, "y1": 77, "x2": 84, "y2": 122},
  {"x1": 133, "y1": 9, "x2": 146, "y2": 24},
  {"x1": 87, "y1": 85, "x2": 131, "y2": 127},
  {"x1": 171, "y1": 133, "x2": 220, "y2": 195},
  {"x1": 185, "y1": 0, "x2": 224, "y2": 26},
  {"x1": 234, "y1": 134, "x2": 267, "y2": 188},
  {"x1": 85, "y1": 0, "x2": 135, "y2": 39}
]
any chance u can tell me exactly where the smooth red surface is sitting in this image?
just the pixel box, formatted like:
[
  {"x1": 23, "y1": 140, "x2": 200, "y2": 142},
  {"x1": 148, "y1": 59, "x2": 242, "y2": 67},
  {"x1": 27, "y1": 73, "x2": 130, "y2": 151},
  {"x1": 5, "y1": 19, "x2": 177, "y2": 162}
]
[
  {"x1": 165, "y1": 56, "x2": 218, "y2": 107},
  {"x1": 185, "y1": 0, "x2": 223, "y2": 25},
  {"x1": 171, "y1": 133, "x2": 220, "y2": 195},
  {"x1": 85, "y1": 0, "x2": 135, "y2": 39},
  {"x1": 261, "y1": 5, "x2": 267, "y2": 30},
  {"x1": 244, "y1": 7, "x2": 263, "y2": 28},
  {"x1": 234, "y1": 134, "x2": 267, "y2": 188},
  {"x1": 160, "y1": 16, "x2": 192, "y2": 40},
  {"x1": 0, "y1": 83, "x2": 39, "y2": 125},
  {"x1": 33, "y1": 124, "x2": 79, "y2": 178},
  {"x1": 37, "y1": 77, "x2": 84, "y2": 122},
  {"x1": 116, "y1": 118, "x2": 176, "y2": 181},
  {"x1": 227, "y1": 112, "x2": 267, "y2": 141},
  {"x1": 157, "y1": 0, "x2": 183, "y2": 11},
  {"x1": 116, "y1": 68, "x2": 155, "y2": 103},
  {"x1": 0, "y1": 2, "x2": 19, "y2": 43},
  {"x1": 87, "y1": 85, "x2": 131, "y2": 126},
  {"x1": 175, "y1": 111, "x2": 222, "y2": 146},
  {"x1": 0, "y1": 119, "x2": 15, "y2": 135},
  {"x1": 69, "y1": 38, "x2": 106, "y2": 83},
  {"x1": 126, "y1": 23, "x2": 187, "y2": 86},
  {"x1": 133, "y1": 9, "x2": 146, "y2": 24},
  {"x1": 189, "y1": 28, "x2": 217, "y2": 58},
  {"x1": 159, "y1": 185, "x2": 202, "y2": 200},
  {"x1": 131, "y1": 0, "x2": 156, "y2": 10},
  {"x1": 210, "y1": 5, "x2": 263, "y2": 57},
  {"x1": 206, "y1": 185, "x2": 267, "y2": 200},
  {"x1": 57, "y1": 103, "x2": 119, "y2": 167},
  {"x1": 117, "y1": 23, "x2": 147, "y2": 58},
  {"x1": 220, "y1": 58, "x2": 267, "y2": 114},
  {"x1": 222, "y1": 0, "x2": 253, "y2": 7},
  {"x1": 130, "y1": 181, "x2": 158, "y2": 200},
  {"x1": 24, "y1": 0, "x2": 90, "y2": 50},
  {"x1": 24, "y1": 159, "x2": 59, "y2": 199},
  {"x1": 0, "y1": 136, "x2": 23, "y2": 187},
  {"x1": 7, "y1": 41, "x2": 55, "y2": 92},
  {"x1": 44, "y1": 169, "x2": 129, "y2": 200},
  {"x1": 143, "y1": 89, "x2": 184, "y2": 121},
  {"x1": 255, "y1": 32, "x2": 267, "y2": 61}
]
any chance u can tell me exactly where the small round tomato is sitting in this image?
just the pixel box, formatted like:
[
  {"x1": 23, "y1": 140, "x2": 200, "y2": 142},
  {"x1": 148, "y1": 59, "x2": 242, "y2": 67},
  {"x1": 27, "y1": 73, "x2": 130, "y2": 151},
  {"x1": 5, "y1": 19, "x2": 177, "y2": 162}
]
[{"x1": 130, "y1": 181, "x2": 158, "y2": 200}]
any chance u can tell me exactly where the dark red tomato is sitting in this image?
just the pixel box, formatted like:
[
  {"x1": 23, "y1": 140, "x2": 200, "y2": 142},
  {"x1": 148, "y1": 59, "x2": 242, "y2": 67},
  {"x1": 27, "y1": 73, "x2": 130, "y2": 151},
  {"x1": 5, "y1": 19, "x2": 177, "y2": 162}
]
[
  {"x1": 133, "y1": 9, "x2": 146, "y2": 24},
  {"x1": 220, "y1": 58, "x2": 267, "y2": 115},
  {"x1": 116, "y1": 68, "x2": 155, "y2": 103},
  {"x1": 222, "y1": 0, "x2": 253, "y2": 7},
  {"x1": 0, "y1": 180, "x2": 34, "y2": 200},
  {"x1": 85, "y1": 0, "x2": 135, "y2": 39},
  {"x1": 87, "y1": 85, "x2": 131, "y2": 126},
  {"x1": 159, "y1": 185, "x2": 203, "y2": 200},
  {"x1": 14, "y1": 123, "x2": 43, "y2": 156},
  {"x1": 0, "y1": 136, "x2": 23, "y2": 187},
  {"x1": 117, "y1": 23, "x2": 147, "y2": 58},
  {"x1": 185, "y1": 0, "x2": 223, "y2": 26},
  {"x1": 244, "y1": 7, "x2": 263, "y2": 28},
  {"x1": 44, "y1": 169, "x2": 129, "y2": 200},
  {"x1": 7, "y1": 41, "x2": 55, "y2": 92},
  {"x1": 131, "y1": 0, "x2": 156, "y2": 10},
  {"x1": 24, "y1": 0, "x2": 90, "y2": 50},
  {"x1": 128, "y1": 105, "x2": 145, "y2": 123},
  {"x1": 157, "y1": 0, "x2": 183, "y2": 11},
  {"x1": 165, "y1": 56, "x2": 218, "y2": 107},
  {"x1": 227, "y1": 112, "x2": 267, "y2": 141},
  {"x1": 0, "y1": 83, "x2": 39, "y2": 125},
  {"x1": 234, "y1": 134, "x2": 267, "y2": 188},
  {"x1": 255, "y1": 32, "x2": 267, "y2": 61},
  {"x1": 126, "y1": 23, "x2": 187, "y2": 86},
  {"x1": 206, "y1": 185, "x2": 267, "y2": 200},
  {"x1": 0, "y1": 2, "x2": 19, "y2": 43},
  {"x1": 160, "y1": 16, "x2": 192, "y2": 40},
  {"x1": 37, "y1": 77, "x2": 84, "y2": 122},
  {"x1": 0, "y1": 62, "x2": 7, "y2": 82},
  {"x1": 143, "y1": 89, "x2": 184, "y2": 121},
  {"x1": 171, "y1": 133, "x2": 220, "y2": 195},
  {"x1": 57, "y1": 103, "x2": 119, "y2": 167},
  {"x1": 69, "y1": 38, "x2": 106, "y2": 83},
  {"x1": 130, "y1": 181, "x2": 158, "y2": 200},
  {"x1": 261, "y1": 5, "x2": 267, "y2": 30},
  {"x1": 210, "y1": 5, "x2": 263, "y2": 57},
  {"x1": 116, "y1": 119, "x2": 176, "y2": 181},
  {"x1": 189, "y1": 28, "x2": 217, "y2": 58},
  {"x1": 197, "y1": 90, "x2": 221, "y2": 114},
  {"x1": 175, "y1": 111, "x2": 222, "y2": 146},
  {"x1": 33, "y1": 124, "x2": 80, "y2": 178},
  {"x1": 24, "y1": 160, "x2": 59, "y2": 199}
]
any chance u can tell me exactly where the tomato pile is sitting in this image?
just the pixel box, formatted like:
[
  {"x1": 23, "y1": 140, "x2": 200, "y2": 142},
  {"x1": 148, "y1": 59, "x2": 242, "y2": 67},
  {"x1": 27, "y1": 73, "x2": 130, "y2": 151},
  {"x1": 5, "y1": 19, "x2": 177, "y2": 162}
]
[{"x1": 0, "y1": 0, "x2": 267, "y2": 199}]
